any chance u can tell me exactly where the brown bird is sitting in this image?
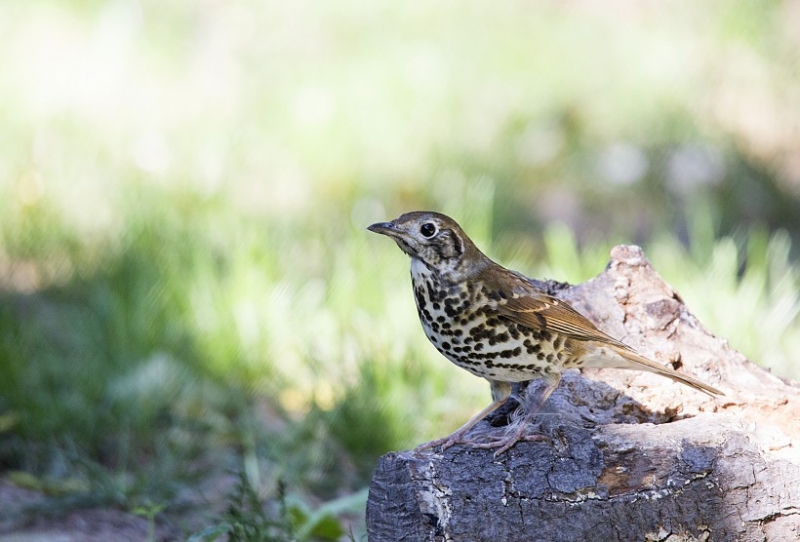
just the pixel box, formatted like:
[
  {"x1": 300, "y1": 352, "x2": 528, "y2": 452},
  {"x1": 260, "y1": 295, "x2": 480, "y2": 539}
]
[{"x1": 368, "y1": 211, "x2": 723, "y2": 455}]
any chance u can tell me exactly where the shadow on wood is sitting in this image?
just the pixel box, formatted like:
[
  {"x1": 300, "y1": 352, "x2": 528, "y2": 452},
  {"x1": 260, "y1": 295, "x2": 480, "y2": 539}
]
[{"x1": 366, "y1": 245, "x2": 800, "y2": 542}]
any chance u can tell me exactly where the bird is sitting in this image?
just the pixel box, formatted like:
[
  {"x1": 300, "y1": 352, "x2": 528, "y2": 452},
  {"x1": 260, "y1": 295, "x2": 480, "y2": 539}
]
[{"x1": 368, "y1": 211, "x2": 723, "y2": 455}]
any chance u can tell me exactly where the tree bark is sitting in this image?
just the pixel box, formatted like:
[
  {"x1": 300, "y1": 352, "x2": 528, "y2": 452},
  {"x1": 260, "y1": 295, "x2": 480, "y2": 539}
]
[{"x1": 366, "y1": 245, "x2": 800, "y2": 542}]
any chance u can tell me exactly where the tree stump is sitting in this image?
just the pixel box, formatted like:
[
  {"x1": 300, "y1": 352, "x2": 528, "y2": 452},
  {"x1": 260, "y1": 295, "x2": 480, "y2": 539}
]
[{"x1": 366, "y1": 245, "x2": 800, "y2": 542}]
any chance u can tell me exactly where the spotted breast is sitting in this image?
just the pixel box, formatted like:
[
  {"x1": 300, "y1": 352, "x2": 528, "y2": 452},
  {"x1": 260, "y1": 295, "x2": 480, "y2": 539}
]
[{"x1": 411, "y1": 258, "x2": 564, "y2": 383}]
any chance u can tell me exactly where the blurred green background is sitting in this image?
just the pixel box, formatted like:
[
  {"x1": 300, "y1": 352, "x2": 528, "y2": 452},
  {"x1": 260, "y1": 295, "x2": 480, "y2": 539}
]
[{"x1": 2, "y1": 0, "x2": 800, "y2": 539}]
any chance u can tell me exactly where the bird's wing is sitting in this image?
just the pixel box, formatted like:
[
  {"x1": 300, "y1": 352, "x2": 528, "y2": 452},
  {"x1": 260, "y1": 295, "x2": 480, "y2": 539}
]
[
  {"x1": 481, "y1": 270, "x2": 724, "y2": 397},
  {"x1": 490, "y1": 271, "x2": 632, "y2": 349}
]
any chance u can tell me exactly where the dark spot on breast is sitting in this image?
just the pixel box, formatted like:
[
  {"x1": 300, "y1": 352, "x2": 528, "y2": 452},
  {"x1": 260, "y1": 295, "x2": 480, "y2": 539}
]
[
  {"x1": 415, "y1": 289, "x2": 427, "y2": 310},
  {"x1": 426, "y1": 282, "x2": 439, "y2": 302}
]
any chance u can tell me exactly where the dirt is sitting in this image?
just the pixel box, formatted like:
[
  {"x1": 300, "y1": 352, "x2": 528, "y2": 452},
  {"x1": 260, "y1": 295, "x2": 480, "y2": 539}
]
[{"x1": 0, "y1": 479, "x2": 181, "y2": 542}]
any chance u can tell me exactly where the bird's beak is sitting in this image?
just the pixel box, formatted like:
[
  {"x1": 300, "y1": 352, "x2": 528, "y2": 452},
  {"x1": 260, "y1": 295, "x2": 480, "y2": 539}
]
[
  {"x1": 368, "y1": 219, "x2": 416, "y2": 257},
  {"x1": 367, "y1": 221, "x2": 399, "y2": 237}
]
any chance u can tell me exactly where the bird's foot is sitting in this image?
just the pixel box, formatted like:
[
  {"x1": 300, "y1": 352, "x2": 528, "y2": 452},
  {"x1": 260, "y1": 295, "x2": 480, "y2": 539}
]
[
  {"x1": 414, "y1": 433, "x2": 465, "y2": 453},
  {"x1": 468, "y1": 424, "x2": 551, "y2": 457},
  {"x1": 416, "y1": 423, "x2": 549, "y2": 457}
]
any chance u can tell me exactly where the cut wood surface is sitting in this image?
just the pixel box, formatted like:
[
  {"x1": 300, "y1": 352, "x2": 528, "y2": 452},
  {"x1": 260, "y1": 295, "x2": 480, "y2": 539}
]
[{"x1": 366, "y1": 245, "x2": 800, "y2": 542}]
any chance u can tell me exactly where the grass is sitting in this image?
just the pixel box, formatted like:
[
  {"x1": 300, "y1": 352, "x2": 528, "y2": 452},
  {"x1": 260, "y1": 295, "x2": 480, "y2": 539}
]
[
  {"x1": 1, "y1": 185, "x2": 798, "y2": 537},
  {"x1": 1, "y1": 0, "x2": 800, "y2": 538}
]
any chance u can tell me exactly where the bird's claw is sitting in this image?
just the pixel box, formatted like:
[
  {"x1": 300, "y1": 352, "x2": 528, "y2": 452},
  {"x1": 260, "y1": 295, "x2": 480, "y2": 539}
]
[
  {"x1": 414, "y1": 435, "x2": 462, "y2": 453},
  {"x1": 468, "y1": 430, "x2": 550, "y2": 457},
  {"x1": 415, "y1": 425, "x2": 550, "y2": 456}
]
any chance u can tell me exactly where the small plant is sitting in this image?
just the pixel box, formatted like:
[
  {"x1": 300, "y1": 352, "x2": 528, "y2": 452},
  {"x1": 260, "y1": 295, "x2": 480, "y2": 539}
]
[
  {"x1": 191, "y1": 471, "x2": 361, "y2": 542},
  {"x1": 190, "y1": 472, "x2": 293, "y2": 542},
  {"x1": 132, "y1": 500, "x2": 166, "y2": 542}
]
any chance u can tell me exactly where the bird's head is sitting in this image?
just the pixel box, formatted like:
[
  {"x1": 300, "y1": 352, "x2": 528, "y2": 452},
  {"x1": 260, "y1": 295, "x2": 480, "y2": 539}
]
[{"x1": 368, "y1": 211, "x2": 486, "y2": 277}]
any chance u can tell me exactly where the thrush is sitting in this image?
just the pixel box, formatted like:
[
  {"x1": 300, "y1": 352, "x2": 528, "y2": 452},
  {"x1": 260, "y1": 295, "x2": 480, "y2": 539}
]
[{"x1": 368, "y1": 211, "x2": 723, "y2": 455}]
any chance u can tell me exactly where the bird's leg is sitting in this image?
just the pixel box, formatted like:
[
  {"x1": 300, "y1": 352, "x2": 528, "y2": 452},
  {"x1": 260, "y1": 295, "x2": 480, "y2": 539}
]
[
  {"x1": 472, "y1": 374, "x2": 561, "y2": 457},
  {"x1": 415, "y1": 381, "x2": 511, "y2": 453}
]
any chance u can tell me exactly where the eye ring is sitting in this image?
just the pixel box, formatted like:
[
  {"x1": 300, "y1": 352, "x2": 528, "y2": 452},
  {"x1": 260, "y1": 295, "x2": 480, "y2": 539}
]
[{"x1": 420, "y1": 222, "x2": 437, "y2": 238}]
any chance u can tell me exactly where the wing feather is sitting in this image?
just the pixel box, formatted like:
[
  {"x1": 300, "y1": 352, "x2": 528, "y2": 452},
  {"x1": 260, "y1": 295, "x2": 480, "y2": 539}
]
[
  {"x1": 486, "y1": 270, "x2": 632, "y2": 350},
  {"x1": 477, "y1": 268, "x2": 723, "y2": 396}
]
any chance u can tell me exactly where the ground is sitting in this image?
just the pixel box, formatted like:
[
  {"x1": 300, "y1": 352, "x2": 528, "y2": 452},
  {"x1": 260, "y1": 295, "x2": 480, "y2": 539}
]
[{"x1": 0, "y1": 478, "x2": 202, "y2": 542}]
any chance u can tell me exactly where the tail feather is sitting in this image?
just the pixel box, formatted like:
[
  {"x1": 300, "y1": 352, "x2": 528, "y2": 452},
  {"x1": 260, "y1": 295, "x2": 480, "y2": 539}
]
[{"x1": 588, "y1": 344, "x2": 723, "y2": 397}]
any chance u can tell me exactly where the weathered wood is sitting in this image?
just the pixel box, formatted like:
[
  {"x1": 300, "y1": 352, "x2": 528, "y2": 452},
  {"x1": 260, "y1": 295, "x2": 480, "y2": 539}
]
[{"x1": 367, "y1": 245, "x2": 800, "y2": 542}]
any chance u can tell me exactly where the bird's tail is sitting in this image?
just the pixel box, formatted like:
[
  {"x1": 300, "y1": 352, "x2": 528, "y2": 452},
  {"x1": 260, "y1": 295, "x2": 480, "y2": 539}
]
[{"x1": 584, "y1": 343, "x2": 723, "y2": 397}]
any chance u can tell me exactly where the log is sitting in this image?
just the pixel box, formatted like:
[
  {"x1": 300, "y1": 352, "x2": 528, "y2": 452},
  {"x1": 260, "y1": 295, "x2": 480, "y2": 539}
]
[{"x1": 366, "y1": 245, "x2": 800, "y2": 542}]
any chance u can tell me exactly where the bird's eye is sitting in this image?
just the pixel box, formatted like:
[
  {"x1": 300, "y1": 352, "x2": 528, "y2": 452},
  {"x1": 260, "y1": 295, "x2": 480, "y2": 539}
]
[{"x1": 420, "y1": 222, "x2": 437, "y2": 238}]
